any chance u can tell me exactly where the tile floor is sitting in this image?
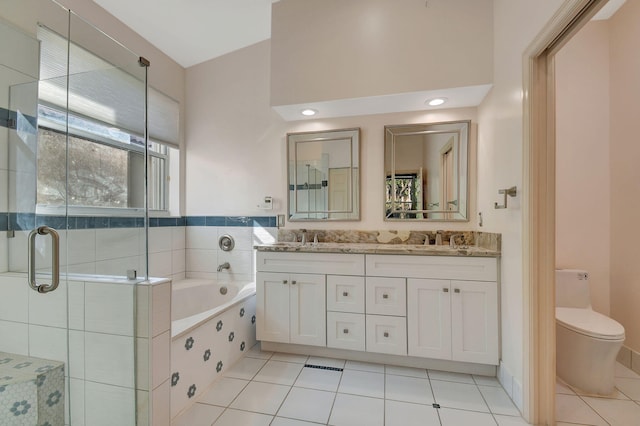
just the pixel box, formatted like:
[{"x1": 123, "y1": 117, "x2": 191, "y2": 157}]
[
  {"x1": 556, "y1": 363, "x2": 640, "y2": 426},
  {"x1": 172, "y1": 344, "x2": 526, "y2": 426}
]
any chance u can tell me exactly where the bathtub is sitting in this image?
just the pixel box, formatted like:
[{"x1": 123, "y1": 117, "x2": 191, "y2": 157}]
[{"x1": 170, "y1": 279, "x2": 257, "y2": 418}]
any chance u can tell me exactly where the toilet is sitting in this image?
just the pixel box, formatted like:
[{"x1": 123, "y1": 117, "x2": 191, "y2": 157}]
[{"x1": 556, "y1": 269, "x2": 625, "y2": 395}]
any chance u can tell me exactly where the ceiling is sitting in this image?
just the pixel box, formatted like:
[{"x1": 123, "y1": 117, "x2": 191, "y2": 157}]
[
  {"x1": 90, "y1": 0, "x2": 627, "y2": 121},
  {"x1": 91, "y1": 0, "x2": 278, "y2": 68},
  {"x1": 92, "y1": 0, "x2": 627, "y2": 70}
]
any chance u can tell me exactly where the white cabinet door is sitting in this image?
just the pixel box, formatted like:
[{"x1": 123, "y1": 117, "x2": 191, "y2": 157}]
[
  {"x1": 257, "y1": 272, "x2": 290, "y2": 343},
  {"x1": 290, "y1": 273, "x2": 326, "y2": 346},
  {"x1": 407, "y1": 278, "x2": 452, "y2": 360},
  {"x1": 450, "y1": 280, "x2": 499, "y2": 365}
]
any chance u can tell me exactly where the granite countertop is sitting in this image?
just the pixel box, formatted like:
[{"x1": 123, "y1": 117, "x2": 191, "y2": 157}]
[{"x1": 254, "y1": 242, "x2": 500, "y2": 257}]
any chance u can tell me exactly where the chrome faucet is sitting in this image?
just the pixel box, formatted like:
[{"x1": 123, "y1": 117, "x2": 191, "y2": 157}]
[
  {"x1": 300, "y1": 229, "x2": 307, "y2": 245},
  {"x1": 435, "y1": 230, "x2": 443, "y2": 245},
  {"x1": 450, "y1": 234, "x2": 463, "y2": 248},
  {"x1": 217, "y1": 262, "x2": 230, "y2": 272}
]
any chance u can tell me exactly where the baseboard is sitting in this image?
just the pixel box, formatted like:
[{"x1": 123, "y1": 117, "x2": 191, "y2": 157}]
[
  {"x1": 617, "y1": 345, "x2": 640, "y2": 376},
  {"x1": 498, "y1": 361, "x2": 524, "y2": 414},
  {"x1": 261, "y1": 342, "x2": 497, "y2": 376}
]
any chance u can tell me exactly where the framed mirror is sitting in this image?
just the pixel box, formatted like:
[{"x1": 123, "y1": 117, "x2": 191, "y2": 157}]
[
  {"x1": 288, "y1": 128, "x2": 360, "y2": 221},
  {"x1": 384, "y1": 120, "x2": 469, "y2": 221}
]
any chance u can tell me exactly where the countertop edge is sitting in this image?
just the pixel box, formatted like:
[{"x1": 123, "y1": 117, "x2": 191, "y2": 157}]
[{"x1": 254, "y1": 244, "x2": 501, "y2": 258}]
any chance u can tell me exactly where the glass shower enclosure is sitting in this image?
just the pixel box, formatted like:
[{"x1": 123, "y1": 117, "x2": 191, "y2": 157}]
[{"x1": 1, "y1": 1, "x2": 151, "y2": 424}]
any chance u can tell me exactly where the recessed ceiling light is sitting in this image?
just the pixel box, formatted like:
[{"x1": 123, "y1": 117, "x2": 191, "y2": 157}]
[
  {"x1": 426, "y1": 97, "x2": 447, "y2": 106},
  {"x1": 301, "y1": 108, "x2": 317, "y2": 116}
]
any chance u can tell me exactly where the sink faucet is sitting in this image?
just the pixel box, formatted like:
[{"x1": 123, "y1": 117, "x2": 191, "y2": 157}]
[
  {"x1": 300, "y1": 229, "x2": 307, "y2": 245},
  {"x1": 435, "y1": 230, "x2": 443, "y2": 246},
  {"x1": 450, "y1": 234, "x2": 463, "y2": 248},
  {"x1": 217, "y1": 262, "x2": 230, "y2": 272}
]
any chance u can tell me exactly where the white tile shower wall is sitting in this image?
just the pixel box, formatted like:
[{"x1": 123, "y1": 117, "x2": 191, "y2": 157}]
[
  {"x1": 136, "y1": 280, "x2": 172, "y2": 426},
  {"x1": 0, "y1": 273, "x2": 171, "y2": 426},
  {"x1": 5, "y1": 225, "x2": 185, "y2": 278},
  {"x1": 0, "y1": 232, "x2": 8, "y2": 273},
  {"x1": 148, "y1": 226, "x2": 187, "y2": 280},
  {"x1": 185, "y1": 226, "x2": 276, "y2": 281},
  {"x1": 0, "y1": 171, "x2": 7, "y2": 213}
]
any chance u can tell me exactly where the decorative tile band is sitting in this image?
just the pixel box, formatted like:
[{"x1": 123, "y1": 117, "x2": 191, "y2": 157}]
[
  {"x1": 0, "y1": 213, "x2": 277, "y2": 231},
  {"x1": 0, "y1": 107, "x2": 38, "y2": 130}
]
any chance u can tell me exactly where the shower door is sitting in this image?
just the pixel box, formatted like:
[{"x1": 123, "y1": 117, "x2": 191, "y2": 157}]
[{"x1": 1, "y1": 3, "x2": 148, "y2": 425}]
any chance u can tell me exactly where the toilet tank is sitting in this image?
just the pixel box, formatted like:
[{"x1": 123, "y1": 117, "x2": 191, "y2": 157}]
[{"x1": 556, "y1": 269, "x2": 592, "y2": 308}]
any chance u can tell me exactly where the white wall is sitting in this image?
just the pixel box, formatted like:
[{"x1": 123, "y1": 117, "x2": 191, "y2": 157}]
[
  {"x1": 555, "y1": 21, "x2": 611, "y2": 315},
  {"x1": 270, "y1": 0, "x2": 493, "y2": 106},
  {"x1": 610, "y1": 0, "x2": 640, "y2": 354},
  {"x1": 477, "y1": 0, "x2": 565, "y2": 410},
  {"x1": 185, "y1": 40, "x2": 478, "y2": 231}
]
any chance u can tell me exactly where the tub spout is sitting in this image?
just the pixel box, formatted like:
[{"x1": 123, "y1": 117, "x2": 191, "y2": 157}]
[{"x1": 217, "y1": 262, "x2": 230, "y2": 272}]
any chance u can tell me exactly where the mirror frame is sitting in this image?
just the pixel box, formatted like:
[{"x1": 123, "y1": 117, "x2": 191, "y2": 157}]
[
  {"x1": 384, "y1": 120, "x2": 470, "y2": 222},
  {"x1": 287, "y1": 127, "x2": 360, "y2": 222}
]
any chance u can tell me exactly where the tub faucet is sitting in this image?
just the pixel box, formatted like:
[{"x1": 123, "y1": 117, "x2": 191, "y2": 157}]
[{"x1": 217, "y1": 262, "x2": 230, "y2": 272}]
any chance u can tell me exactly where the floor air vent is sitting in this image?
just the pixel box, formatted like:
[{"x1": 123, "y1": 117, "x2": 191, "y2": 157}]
[{"x1": 303, "y1": 364, "x2": 344, "y2": 372}]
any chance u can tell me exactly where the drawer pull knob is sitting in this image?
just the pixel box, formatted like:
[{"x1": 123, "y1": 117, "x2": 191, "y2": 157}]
[
  {"x1": 382, "y1": 294, "x2": 389, "y2": 299},
  {"x1": 384, "y1": 331, "x2": 389, "y2": 338},
  {"x1": 343, "y1": 328, "x2": 349, "y2": 334},
  {"x1": 283, "y1": 280, "x2": 288, "y2": 284},
  {"x1": 454, "y1": 288, "x2": 460, "y2": 293},
  {"x1": 343, "y1": 291, "x2": 349, "y2": 297},
  {"x1": 443, "y1": 288, "x2": 449, "y2": 292},
  {"x1": 292, "y1": 280, "x2": 297, "y2": 285}
]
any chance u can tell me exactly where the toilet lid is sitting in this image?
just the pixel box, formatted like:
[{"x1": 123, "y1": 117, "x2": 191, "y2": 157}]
[{"x1": 556, "y1": 307, "x2": 625, "y2": 340}]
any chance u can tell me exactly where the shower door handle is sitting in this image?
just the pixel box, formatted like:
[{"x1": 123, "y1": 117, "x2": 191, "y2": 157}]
[{"x1": 28, "y1": 226, "x2": 60, "y2": 293}]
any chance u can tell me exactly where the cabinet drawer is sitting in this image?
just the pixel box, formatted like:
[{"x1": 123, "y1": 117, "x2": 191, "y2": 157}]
[
  {"x1": 327, "y1": 312, "x2": 365, "y2": 351},
  {"x1": 257, "y1": 251, "x2": 365, "y2": 275},
  {"x1": 327, "y1": 275, "x2": 365, "y2": 313},
  {"x1": 366, "y1": 314, "x2": 407, "y2": 356},
  {"x1": 365, "y1": 277, "x2": 406, "y2": 316},
  {"x1": 366, "y1": 255, "x2": 498, "y2": 281}
]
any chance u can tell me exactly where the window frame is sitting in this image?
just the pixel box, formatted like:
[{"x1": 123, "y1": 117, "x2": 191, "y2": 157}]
[{"x1": 35, "y1": 104, "x2": 171, "y2": 216}]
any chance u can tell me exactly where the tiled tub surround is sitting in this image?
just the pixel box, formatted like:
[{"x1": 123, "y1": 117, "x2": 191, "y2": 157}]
[
  {"x1": 0, "y1": 273, "x2": 172, "y2": 426},
  {"x1": 170, "y1": 281, "x2": 257, "y2": 420},
  {"x1": 185, "y1": 220, "x2": 277, "y2": 282}
]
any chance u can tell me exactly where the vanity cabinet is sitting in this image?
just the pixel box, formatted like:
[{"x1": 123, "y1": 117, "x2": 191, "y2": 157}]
[
  {"x1": 256, "y1": 252, "x2": 365, "y2": 348},
  {"x1": 256, "y1": 272, "x2": 326, "y2": 346},
  {"x1": 407, "y1": 279, "x2": 498, "y2": 364},
  {"x1": 256, "y1": 250, "x2": 499, "y2": 366},
  {"x1": 367, "y1": 255, "x2": 499, "y2": 365}
]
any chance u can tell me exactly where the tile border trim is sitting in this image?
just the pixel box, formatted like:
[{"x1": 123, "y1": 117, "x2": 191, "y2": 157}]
[{"x1": 0, "y1": 213, "x2": 277, "y2": 231}]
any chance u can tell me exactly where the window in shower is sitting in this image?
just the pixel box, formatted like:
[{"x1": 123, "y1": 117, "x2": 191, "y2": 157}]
[
  {"x1": 35, "y1": 25, "x2": 181, "y2": 215},
  {"x1": 36, "y1": 104, "x2": 171, "y2": 211}
]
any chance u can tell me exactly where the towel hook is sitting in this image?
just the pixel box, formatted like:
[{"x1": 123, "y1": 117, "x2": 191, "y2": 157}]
[{"x1": 494, "y1": 186, "x2": 517, "y2": 209}]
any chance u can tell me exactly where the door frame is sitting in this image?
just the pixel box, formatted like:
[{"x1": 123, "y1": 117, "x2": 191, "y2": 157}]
[{"x1": 523, "y1": 0, "x2": 607, "y2": 423}]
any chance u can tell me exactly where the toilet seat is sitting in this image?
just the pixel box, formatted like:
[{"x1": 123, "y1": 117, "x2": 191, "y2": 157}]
[{"x1": 556, "y1": 307, "x2": 625, "y2": 340}]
